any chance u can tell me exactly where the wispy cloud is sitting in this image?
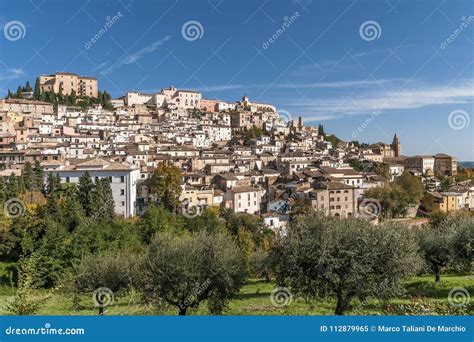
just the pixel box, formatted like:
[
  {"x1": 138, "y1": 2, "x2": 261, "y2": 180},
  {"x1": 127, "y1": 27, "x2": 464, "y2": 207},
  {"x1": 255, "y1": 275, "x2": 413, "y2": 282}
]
[
  {"x1": 284, "y1": 82, "x2": 474, "y2": 121},
  {"x1": 198, "y1": 78, "x2": 403, "y2": 92},
  {"x1": 101, "y1": 36, "x2": 171, "y2": 74},
  {"x1": 292, "y1": 46, "x2": 415, "y2": 74},
  {"x1": 0, "y1": 68, "x2": 24, "y2": 80}
]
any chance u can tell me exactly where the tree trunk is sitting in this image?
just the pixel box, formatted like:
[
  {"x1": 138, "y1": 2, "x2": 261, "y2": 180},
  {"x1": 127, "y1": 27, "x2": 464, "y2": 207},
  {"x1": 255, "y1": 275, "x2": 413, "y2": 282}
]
[
  {"x1": 178, "y1": 307, "x2": 187, "y2": 316},
  {"x1": 335, "y1": 293, "x2": 346, "y2": 316},
  {"x1": 98, "y1": 306, "x2": 104, "y2": 316},
  {"x1": 433, "y1": 264, "x2": 440, "y2": 283}
]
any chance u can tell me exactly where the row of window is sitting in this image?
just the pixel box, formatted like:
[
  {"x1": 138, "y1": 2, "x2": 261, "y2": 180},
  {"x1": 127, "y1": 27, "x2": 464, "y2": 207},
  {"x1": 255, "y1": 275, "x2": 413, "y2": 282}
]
[
  {"x1": 64, "y1": 175, "x2": 126, "y2": 183},
  {"x1": 330, "y1": 204, "x2": 350, "y2": 210}
]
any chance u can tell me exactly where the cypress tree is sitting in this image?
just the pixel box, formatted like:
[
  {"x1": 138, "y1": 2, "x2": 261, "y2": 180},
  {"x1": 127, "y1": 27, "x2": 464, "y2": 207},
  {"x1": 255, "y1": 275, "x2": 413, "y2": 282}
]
[
  {"x1": 32, "y1": 160, "x2": 44, "y2": 193},
  {"x1": 0, "y1": 177, "x2": 6, "y2": 204},
  {"x1": 25, "y1": 81, "x2": 32, "y2": 92},
  {"x1": 16, "y1": 86, "x2": 23, "y2": 98},
  {"x1": 22, "y1": 162, "x2": 33, "y2": 191},
  {"x1": 6, "y1": 173, "x2": 19, "y2": 199},
  {"x1": 77, "y1": 171, "x2": 95, "y2": 216},
  {"x1": 33, "y1": 78, "x2": 41, "y2": 99}
]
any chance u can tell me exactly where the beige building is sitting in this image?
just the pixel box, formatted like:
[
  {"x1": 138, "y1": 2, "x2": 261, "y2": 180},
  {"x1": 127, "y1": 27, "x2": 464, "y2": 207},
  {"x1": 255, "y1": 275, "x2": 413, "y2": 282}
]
[
  {"x1": 422, "y1": 191, "x2": 462, "y2": 213},
  {"x1": 39, "y1": 72, "x2": 98, "y2": 98},
  {"x1": 434, "y1": 153, "x2": 457, "y2": 177},
  {"x1": 309, "y1": 181, "x2": 357, "y2": 219},
  {"x1": 0, "y1": 99, "x2": 54, "y2": 117}
]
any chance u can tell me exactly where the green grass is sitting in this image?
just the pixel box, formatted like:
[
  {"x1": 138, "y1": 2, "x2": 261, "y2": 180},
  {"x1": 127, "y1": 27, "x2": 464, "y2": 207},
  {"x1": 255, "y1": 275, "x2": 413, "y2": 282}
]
[{"x1": 0, "y1": 274, "x2": 472, "y2": 316}]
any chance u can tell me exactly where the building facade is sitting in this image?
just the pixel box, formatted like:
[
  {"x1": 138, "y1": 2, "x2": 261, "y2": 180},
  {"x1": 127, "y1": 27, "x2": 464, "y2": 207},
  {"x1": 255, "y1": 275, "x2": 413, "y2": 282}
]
[
  {"x1": 39, "y1": 72, "x2": 98, "y2": 98},
  {"x1": 42, "y1": 159, "x2": 140, "y2": 217}
]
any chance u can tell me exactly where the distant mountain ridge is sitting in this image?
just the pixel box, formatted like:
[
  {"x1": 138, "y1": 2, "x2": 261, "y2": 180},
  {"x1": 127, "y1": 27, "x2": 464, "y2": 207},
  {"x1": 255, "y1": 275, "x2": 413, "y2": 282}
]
[{"x1": 459, "y1": 161, "x2": 474, "y2": 169}]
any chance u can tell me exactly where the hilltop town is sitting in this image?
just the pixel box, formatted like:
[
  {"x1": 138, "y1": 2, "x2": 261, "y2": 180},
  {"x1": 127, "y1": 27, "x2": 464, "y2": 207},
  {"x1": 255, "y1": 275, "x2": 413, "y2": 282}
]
[{"x1": 0, "y1": 71, "x2": 469, "y2": 229}]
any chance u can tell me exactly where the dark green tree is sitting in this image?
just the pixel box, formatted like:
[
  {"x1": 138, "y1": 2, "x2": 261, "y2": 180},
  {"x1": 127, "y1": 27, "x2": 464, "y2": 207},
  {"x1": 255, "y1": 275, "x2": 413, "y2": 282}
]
[
  {"x1": 6, "y1": 173, "x2": 19, "y2": 199},
  {"x1": 24, "y1": 81, "x2": 32, "y2": 93},
  {"x1": 272, "y1": 213, "x2": 422, "y2": 315},
  {"x1": 32, "y1": 160, "x2": 44, "y2": 192},
  {"x1": 318, "y1": 124, "x2": 325, "y2": 136},
  {"x1": 22, "y1": 162, "x2": 33, "y2": 192},
  {"x1": 33, "y1": 78, "x2": 41, "y2": 99},
  {"x1": 15, "y1": 86, "x2": 22, "y2": 98},
  {"x1": 77, "y1": 172, "x2": 95, "y2": 216},
  {"x1": 139, "y1": 231, "x2": 246, "y2": 315}
]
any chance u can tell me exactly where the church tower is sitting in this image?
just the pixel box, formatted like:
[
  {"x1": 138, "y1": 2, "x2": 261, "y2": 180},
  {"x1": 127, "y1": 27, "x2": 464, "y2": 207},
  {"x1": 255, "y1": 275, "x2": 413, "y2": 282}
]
[{"x1": 391, "y1": 134, "x2": 400, "y2": 157}]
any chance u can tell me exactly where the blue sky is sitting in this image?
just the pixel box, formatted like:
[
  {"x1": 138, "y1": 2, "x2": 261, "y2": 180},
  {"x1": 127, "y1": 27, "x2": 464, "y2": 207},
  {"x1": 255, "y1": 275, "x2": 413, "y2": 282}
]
[{"x1": 1, "y1": 0, "x2": 473, "y2": 160}]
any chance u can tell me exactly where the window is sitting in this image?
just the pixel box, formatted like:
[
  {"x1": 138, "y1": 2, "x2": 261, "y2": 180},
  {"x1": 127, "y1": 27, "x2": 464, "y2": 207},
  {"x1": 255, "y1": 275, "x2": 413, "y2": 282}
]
[
  {"x1": 121, "y1": 201, "x2": 125, "y2": 206},
  {"x1": 66, "y1": 177, "x2": 70, "y2": 183},
  {"x1": 120, "y1": 189, "x2": 125, "y2": 196},
  {"x1": 121, "y1": 176, "x2": 125, "y2": 183}
]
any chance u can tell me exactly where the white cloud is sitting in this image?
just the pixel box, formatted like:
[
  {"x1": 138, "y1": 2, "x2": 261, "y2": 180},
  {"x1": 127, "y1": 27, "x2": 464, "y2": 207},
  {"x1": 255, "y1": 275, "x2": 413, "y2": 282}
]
[
  {"x1": 0, "y1": 68, "x2": 24, "y2": 80},
  {"x1": 101, "y1": 36, "x2": 171, "y2": 74},
  {"x1": 284, "y1": 83, "x2": 474, "y2": 120},
  {"x1": 199, "y1": 78, "x2": 402, "y2": 92}
]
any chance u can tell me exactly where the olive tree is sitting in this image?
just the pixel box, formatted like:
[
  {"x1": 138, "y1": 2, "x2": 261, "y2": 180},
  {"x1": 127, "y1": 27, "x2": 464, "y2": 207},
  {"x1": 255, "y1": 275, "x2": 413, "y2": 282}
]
[
  {"x1": 418, "y1": 216, "x2": 474, "y2": 282},
  {"x1": 272, "y1": 213, "x2": 422, "y2": 315},
  {"x1": 72, "y1": 252, "x2": 135, "y2": 314},
  {"x1": 139, "y1": 231, "x2": 245, "y2": 315}
]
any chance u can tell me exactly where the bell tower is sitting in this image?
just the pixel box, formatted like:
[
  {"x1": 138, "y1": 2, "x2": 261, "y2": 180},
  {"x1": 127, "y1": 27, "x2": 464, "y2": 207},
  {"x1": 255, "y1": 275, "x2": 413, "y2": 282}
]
[{"x1": 391, "y1": 133, "x2": 400, "y2": 157}]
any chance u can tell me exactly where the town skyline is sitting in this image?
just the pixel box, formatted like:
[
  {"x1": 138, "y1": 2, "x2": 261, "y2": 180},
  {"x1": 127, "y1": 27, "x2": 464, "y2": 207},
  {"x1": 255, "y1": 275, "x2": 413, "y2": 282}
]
[{"x1": 1, "y1": 0, "x2": 472, "y2": 161}]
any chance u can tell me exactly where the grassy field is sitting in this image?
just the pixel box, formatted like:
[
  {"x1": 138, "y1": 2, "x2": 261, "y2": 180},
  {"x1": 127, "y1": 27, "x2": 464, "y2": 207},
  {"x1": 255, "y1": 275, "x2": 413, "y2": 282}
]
[{"x1": 0, "y1": 274, "x2": 472, "y2": 316}]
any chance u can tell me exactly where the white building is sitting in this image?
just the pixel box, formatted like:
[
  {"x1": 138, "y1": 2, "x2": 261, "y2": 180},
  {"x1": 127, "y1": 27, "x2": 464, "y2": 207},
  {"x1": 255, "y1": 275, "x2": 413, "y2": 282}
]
[{"x1": 42, "y1": 158, "x2": 140, "y2": 217}]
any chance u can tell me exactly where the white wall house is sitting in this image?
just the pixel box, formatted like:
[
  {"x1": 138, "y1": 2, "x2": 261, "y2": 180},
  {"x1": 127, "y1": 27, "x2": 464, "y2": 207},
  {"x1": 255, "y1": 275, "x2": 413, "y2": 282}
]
[{"x1": 42, "y1": 158, "x2": 140, "y2": 217}]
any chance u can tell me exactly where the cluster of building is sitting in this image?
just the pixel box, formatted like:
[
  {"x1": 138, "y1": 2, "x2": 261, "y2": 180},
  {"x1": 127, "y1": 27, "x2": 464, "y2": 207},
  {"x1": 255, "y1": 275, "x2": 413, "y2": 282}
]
[{"x1": 0, "y1": 72, "x2": 470, "y2": 231}]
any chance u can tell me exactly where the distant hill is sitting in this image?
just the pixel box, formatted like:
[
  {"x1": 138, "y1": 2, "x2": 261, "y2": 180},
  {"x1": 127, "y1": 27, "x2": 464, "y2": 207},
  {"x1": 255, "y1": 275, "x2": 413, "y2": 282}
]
[{"x1": 459, "y1": 161, "x2": 474, "y2": 169}]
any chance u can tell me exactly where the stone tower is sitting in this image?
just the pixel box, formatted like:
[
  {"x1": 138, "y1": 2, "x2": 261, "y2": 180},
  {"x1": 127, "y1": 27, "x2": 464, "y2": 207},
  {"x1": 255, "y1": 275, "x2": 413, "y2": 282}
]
[{"x1": 391, "y1": 133, "x2": 400, "y2": 157}]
